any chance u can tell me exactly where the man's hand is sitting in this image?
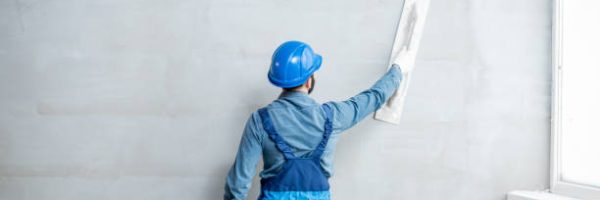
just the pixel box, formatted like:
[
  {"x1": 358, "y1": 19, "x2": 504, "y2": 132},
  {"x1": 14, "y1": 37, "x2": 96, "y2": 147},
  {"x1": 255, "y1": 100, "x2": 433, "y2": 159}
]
[{"x1": 392, "y1": 46, "x2": 416, "y2": 73}]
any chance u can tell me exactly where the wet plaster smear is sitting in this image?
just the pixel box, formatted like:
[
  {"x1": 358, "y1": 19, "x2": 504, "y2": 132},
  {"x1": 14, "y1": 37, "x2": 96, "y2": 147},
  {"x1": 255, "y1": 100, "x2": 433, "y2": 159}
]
[{"x1": 0, "y1": 0, "x2": 551, "y2": 199}]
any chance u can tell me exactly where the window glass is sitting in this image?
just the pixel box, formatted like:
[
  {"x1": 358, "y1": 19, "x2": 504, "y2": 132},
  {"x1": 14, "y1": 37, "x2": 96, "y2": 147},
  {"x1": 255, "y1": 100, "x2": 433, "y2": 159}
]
[{"x1": 560, "y1": 0, "x2": 600, "y2": 188}]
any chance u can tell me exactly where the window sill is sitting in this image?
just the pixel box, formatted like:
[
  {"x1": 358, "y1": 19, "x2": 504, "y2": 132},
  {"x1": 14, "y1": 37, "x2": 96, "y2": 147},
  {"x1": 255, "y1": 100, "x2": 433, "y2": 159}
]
[{"x1": 507, "y1": 190, "x2": 580, "y2": 200}]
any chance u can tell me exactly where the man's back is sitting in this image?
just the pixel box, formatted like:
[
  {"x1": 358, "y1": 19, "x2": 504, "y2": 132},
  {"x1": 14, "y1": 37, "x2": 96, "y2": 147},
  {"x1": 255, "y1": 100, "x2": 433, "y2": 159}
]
[
  {"x1": 258, "y1": 91, "x2": 339, "y2": 179},
  {"x1": 224, "y1": 66, "x2": 402, "y2": 200}
]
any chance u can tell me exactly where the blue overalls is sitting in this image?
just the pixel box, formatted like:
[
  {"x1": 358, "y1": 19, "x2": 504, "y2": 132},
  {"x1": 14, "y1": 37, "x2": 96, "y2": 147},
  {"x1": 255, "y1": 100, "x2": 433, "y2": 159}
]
[{"x1": 257, "y1": 104, "x2": 333, "y2": 200}]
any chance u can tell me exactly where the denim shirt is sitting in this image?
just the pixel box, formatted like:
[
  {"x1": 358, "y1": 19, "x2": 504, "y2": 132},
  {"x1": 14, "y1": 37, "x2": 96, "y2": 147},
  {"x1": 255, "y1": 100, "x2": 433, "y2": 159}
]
[{"x1": 224, "y1": 66, "x2": 402, "y2": 200}]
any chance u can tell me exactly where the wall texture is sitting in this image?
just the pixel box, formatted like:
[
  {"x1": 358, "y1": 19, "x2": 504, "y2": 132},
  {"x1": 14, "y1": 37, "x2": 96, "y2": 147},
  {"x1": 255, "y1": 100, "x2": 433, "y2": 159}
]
[{"x1": 0, "y1": 0, "x2": 551, "y2": 199}]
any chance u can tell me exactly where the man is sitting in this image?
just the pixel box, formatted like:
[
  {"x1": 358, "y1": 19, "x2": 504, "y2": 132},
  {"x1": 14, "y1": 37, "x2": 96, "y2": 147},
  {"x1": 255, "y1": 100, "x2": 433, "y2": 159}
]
[{"x1": 224, "y1": 40, "x2": 410, "y2": 200}]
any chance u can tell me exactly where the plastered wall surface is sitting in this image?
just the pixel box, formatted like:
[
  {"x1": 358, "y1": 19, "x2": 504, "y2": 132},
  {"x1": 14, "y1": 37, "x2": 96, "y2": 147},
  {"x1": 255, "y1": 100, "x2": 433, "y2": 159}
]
[{"x1": 0, "y1": 0, "x2": 551, "y2": 199}]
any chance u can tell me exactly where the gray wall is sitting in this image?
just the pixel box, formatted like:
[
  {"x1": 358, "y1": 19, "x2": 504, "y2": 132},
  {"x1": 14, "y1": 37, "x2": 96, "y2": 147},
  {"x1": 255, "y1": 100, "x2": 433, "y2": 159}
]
[{"x1": 0, "y1": 0, "x2": 551, "y2": 199}]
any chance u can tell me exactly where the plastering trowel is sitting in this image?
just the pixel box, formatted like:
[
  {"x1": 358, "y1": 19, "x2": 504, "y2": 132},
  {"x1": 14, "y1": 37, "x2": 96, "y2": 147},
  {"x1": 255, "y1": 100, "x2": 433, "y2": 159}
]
[{"x1": 374, "y1": 0, "x2": 431, "y2": 124}]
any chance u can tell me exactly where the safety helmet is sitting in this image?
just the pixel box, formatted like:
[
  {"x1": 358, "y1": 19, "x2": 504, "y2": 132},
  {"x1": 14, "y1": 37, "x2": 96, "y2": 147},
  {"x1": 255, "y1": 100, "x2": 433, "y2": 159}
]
[{"x1": 268, "y1": 41, "x2": 322, "y2": 88}]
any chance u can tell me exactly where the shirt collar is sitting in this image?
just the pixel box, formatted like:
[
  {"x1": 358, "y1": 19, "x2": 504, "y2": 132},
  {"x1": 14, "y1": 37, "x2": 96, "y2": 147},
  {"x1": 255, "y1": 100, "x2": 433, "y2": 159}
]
[{"x1": 277, "y1": 91, "x2": 318, "y2": 105}]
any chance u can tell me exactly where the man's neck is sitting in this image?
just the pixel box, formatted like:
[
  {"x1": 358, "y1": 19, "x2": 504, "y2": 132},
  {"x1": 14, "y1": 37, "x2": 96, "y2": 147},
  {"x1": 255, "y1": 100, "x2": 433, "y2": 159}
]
[{"x1": 283, "y1": 88, "x2": 308, "y2": 94}]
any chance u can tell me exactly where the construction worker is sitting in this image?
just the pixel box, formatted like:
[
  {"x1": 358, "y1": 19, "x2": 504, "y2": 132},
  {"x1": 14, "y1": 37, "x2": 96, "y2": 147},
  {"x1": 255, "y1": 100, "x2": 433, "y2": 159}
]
[{"x1": 224, "y1": 40, "x2": 409, "y2": 200}]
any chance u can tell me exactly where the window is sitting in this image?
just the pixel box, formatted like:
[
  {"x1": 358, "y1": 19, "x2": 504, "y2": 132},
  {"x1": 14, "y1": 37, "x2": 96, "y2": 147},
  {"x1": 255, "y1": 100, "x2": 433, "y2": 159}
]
[{"x1": 551, "y1": 0, "x2": 600, "y2": 199}]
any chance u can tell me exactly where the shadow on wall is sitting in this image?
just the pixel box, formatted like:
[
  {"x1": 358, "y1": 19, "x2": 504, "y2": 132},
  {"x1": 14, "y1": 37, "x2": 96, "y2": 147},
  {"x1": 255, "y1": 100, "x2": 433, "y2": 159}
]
[{"x1": 203, "y1": 163, "x2": 229, "y2": 199}]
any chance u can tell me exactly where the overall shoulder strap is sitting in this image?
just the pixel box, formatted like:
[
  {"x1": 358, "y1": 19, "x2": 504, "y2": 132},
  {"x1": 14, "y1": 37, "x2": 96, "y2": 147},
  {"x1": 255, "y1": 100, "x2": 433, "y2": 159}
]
[
  {"x1": 258, "y1": 108, "x2": 296, "y2": 159},
  {"x1": 311, "y1": 104, "x2": 334, "y2": 159}
]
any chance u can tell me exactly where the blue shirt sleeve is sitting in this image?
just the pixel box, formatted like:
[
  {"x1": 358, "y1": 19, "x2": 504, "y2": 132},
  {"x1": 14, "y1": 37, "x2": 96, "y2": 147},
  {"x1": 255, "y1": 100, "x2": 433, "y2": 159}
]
[
  {"x1": 224, "y1": 113, "x2": 263, "y2": 200},
  {"x1": 326, "y1": 65, "x2": 402, "y2": 131}
]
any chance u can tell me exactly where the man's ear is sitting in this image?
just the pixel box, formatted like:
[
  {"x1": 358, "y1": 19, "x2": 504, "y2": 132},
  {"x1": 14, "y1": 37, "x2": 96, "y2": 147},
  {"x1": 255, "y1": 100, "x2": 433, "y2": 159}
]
[{"x1": 303, "y1": 77, "x2": 310, "y2": 89}]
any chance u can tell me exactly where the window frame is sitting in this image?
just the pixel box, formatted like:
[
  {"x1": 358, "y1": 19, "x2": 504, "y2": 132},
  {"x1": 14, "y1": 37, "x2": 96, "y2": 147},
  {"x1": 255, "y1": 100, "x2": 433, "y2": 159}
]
[{"x1": 550, "y1": 0, "x2": 600, "y2": 198}]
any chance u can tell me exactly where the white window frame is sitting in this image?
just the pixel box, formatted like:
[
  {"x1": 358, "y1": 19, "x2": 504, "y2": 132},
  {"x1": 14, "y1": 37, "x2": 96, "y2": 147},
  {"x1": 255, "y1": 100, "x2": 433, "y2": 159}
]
[{"x1": 550, "y1": 0, "x2": 600, "y2": 199}]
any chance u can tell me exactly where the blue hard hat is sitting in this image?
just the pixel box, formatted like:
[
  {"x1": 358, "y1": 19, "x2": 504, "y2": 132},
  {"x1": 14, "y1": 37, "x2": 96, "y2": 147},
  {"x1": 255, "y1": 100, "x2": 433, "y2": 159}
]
[{"x1": 268, "y1": 41, "x2": 322, "y2": 88}]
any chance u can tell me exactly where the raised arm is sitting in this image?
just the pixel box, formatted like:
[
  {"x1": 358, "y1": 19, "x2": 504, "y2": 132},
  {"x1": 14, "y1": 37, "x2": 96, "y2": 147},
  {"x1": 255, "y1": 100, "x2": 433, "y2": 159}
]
[{"x1": 326, "y1": 65, "x2": 402, "y2": 131}]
